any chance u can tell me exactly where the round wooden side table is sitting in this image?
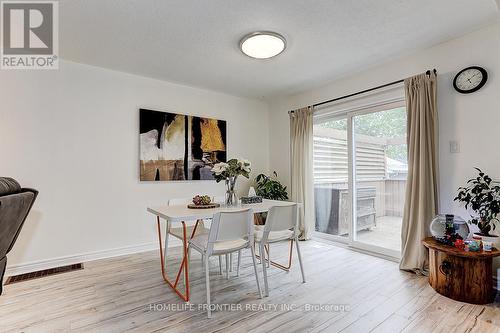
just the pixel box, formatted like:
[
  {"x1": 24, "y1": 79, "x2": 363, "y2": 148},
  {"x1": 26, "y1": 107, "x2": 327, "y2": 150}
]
[{"x1": 422, "y1": 237, "x2": 500, "y2": 304}]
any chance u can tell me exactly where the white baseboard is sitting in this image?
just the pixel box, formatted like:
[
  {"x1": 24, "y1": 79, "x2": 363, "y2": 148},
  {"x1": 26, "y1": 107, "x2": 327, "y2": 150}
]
[{"x1": 5, "y1": 241, "x2": 164, "y2": 277}]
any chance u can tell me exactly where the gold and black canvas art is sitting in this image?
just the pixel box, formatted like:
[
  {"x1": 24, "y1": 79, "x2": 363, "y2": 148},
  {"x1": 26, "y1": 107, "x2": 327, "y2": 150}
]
[{"x1": 140, "y1": 109, "x2": 227, "y2": 181}]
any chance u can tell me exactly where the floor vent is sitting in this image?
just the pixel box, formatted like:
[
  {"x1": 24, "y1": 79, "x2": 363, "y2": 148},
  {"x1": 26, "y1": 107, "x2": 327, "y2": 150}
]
[{"x1": 5, "y1": 263, "x2": 84, "y2": 285}]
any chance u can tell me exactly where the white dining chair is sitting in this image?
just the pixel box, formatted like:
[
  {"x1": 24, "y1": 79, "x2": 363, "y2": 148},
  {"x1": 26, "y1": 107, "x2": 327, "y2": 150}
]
[
  {"x1": 189, "y1": 208, "x2": 262, "y2": 318},
  {"x1": 167, "y1": 198, "x2": 225, "y2": 274},
  {"x1": 212, "y1": 195, "x2": 239, "y2": 275},
  {"x1": 254, "y1": 204, "x2": 305, "y2": 297}
]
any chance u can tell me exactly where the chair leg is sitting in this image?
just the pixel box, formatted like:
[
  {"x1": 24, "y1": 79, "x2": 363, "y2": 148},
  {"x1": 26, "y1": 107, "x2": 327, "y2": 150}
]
[
  {"x1": 0, "y1": 257, "x2": 6, "y2": 296},
  {"x1": 260, "y1": 243, "x2": 269, "y2": 297},
  {"x1": 229, "y1": 253, "x2": 233, "y2": 272},
  {"x1": 236, "y1": 250, "x2": 241, "y2": 277},
  {"x1": 205, "y1": 256, "x2": 212, "y2": 318},
  {"x1": 266, "y1": 245, "x2": 270, "y2": 268},
  {"x1": 262, "y1": 244, "x2": 271, "y2": 268},
  {"x1": 295, "y1": 237, "x2": 306, "y2": 283},
  {"x1": 225, "y1": 254, "x2": 230, "y2": 279},
  {"x1": 256, "y1": 244, "x2": 261, "y2": 264},
  {"x1": 250, "y1": 246, "x2": 262, "y2": 299},
  {"x1": 218, "y1": 256, "x2": 222, "y2": 275}
]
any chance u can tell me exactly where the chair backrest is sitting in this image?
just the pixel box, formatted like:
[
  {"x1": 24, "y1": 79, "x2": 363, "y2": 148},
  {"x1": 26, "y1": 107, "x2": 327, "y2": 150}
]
[
  {"x1": 264, "y1": 204, "x2": 298, "y2": 235},
  {"x1": 207, "y1": 209, "x2": 253, "y2": 253},
  {"x1": 0, "y1": 178, "x2": 38, "y2": 259}
]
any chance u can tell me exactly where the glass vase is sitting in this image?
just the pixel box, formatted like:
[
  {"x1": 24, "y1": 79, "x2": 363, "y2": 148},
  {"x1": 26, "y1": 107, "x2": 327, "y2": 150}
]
[
  {"x1": 430, "y1": 214, "x2": 470, "y2": 240},
  {"x1": 225, "y1": 176, "x2": 238, "y2": 206}
]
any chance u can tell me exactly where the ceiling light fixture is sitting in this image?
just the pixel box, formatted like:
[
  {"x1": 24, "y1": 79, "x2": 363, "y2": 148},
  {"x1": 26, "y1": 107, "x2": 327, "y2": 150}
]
[{"x1": 239, "y1": 31, "x2": 286, "y2": 59}]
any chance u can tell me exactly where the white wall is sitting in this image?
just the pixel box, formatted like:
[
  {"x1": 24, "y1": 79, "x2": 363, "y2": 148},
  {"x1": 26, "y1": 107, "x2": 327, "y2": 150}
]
[
  {"x1": 268, "y1": 22, "x2": 500, "y2": 277},
  {"x1": 0, "y1": 60, "x2": 269, "y2": 271}
]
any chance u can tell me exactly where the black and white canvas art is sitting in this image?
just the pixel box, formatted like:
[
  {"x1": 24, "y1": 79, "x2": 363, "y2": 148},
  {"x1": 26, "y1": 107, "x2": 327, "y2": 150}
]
[{"x1": 140, "y1": 109, "x2": 227, "y2": 181}]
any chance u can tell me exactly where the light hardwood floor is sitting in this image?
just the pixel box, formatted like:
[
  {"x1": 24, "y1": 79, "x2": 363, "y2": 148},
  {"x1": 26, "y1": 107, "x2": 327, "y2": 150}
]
[{"x1": 1, "y1": 240, "x2": 499, "y2": 333}]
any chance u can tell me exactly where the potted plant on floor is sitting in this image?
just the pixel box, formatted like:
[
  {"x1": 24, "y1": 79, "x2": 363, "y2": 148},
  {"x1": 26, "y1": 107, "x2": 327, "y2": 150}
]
[{"x1": 454, "y1": 168, "x2": 500, "y2": 247}]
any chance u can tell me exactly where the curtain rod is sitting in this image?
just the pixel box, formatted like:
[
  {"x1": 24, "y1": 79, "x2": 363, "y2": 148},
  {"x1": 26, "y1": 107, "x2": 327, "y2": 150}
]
[{"x1": 289, "y1": 69, "x2": 437, "y2": 113}]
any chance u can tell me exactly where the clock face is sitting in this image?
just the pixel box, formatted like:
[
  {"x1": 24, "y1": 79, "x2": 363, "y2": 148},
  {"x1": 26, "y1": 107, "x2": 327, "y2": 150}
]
[{"x1": 453, "y1": 66, "x2": 488, "y2": 94}]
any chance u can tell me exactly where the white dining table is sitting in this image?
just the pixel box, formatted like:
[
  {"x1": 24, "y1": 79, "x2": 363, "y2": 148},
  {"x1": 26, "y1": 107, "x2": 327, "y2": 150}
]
[{"x1": 147, "y1": 199, "x2": 298, "y2": 302}]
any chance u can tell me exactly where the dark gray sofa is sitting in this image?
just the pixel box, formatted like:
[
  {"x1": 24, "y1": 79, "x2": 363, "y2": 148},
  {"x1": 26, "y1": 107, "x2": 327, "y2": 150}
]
[{"x1": 0, "y1": 178, "x2": 38, "y2": 295}]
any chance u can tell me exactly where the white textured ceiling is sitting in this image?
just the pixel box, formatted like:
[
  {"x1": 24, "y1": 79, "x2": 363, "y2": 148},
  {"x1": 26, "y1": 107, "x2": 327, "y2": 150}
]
[{"x1": 60, "y1": 0, "x2": 499, "y2": 99}]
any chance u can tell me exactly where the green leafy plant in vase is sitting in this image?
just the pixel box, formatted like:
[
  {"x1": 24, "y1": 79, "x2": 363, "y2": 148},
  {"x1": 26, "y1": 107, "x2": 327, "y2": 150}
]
[{"x1": 454, "y1": 168, "x2": 500, "y2": 247}]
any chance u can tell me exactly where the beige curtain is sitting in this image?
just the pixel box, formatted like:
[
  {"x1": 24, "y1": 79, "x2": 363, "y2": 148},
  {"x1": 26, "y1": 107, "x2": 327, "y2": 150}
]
[
  {"x1": 290, "y1": 106, "x2": 315, "y2": 240},
  {"x1": 400, "y1": 72, "x2": 439, "y2": 273}
]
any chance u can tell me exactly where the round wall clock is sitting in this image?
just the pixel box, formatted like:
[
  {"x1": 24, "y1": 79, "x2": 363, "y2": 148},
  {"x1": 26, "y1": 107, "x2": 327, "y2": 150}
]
[{"x1": 453, "y1": 66, "x2": 488, "y2": 94}]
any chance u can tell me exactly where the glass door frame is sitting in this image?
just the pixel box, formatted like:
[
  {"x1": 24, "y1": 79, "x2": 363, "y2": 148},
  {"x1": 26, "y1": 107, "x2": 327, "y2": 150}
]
[
  {"x1": 312, "y1": 113, "x2": 351, "y2": 245},
  {"x1": 313, "y1": 98, "x2": 405, "y2": 259}
]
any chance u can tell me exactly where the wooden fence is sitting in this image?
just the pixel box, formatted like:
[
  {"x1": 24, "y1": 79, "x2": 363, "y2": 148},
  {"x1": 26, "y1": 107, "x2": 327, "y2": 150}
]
[{"x1": 313, "y1": 127, "x2": 406, "y2": 217}]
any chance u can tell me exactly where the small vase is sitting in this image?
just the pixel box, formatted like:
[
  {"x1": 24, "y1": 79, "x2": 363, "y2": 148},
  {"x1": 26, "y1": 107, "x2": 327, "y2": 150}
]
[{"x1": 225, "y1": 176, "x2": 238, "y2": 206}]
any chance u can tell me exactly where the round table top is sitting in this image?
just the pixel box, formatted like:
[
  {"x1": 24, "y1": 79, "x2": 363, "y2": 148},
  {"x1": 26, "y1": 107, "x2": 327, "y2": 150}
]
[{"x1": 422, "y1": 237, "x2": 500, "y2": 258}]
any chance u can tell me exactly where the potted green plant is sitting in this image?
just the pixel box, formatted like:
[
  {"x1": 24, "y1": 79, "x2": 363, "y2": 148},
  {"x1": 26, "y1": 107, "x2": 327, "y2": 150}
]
[
  {"x1": 454, "y1": 168, "x2": 500, "y2": 246},
  {"x1": 253, "y1": 171, "x2": 288, "y2": 225},
  {"x1": 255, "y1": 171, "x2": 289, "y2": 201}
]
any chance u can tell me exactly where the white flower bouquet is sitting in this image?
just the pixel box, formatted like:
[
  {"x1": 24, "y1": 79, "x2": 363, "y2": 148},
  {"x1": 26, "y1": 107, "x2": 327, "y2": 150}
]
[{"x1": 211, "y1": 158, "x2": 251, "y2": 182}]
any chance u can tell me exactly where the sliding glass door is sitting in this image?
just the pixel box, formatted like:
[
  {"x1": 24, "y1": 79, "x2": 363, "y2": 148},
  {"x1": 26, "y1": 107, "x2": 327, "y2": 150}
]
[
  {"x1": 352, "y1": 107, "x2": 407, "y2": 256},
  {"x1": 313, "y1": 116, "x2": 350, "y2": 241},
  {"x1": 313, "y1": 102, "x2": 407, "y2": 258}
]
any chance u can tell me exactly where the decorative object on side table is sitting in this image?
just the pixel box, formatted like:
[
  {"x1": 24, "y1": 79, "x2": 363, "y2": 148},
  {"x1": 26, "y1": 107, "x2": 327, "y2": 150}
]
[
  {"x1": 464, "y1": 239, "x2": 481, "y2": 252},
  {"x1": 422, "y1": 237, "x2": 500, "y2": 304},
  {"x1": 454, "y1": 168, "x2": 500, "y2": 248},
  {"x1": 212, "y1": 158, "x2": 251, "y2": 206},
  {"x1": 187, "y1": 195, "x2": 220, "y2": 209},
  {"x1": 430, "y1": 214, "x2": 469, "y2": 246},
  {"x1": 482, "y1": 241, "x2": 493, "y2": 251}
]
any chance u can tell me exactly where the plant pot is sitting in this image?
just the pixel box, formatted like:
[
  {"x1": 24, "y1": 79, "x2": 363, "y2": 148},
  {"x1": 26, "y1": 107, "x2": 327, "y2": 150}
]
[{"x1": 473, "y1": 233, "x2": 500, "y2": 249}]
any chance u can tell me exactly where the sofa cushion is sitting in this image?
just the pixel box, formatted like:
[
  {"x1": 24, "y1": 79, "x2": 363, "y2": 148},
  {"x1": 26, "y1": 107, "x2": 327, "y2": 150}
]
[{"x1": 0, "y1": 178, "x2": 21, "y2": 197}]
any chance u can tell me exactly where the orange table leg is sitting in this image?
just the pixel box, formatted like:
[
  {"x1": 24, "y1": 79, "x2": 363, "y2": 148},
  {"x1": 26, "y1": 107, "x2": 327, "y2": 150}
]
[{"x1": 156, "y1": 216, "x2": 192, "y2": 302}]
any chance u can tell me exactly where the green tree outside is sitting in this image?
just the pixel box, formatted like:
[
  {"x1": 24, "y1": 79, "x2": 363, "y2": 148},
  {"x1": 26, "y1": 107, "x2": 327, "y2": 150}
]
[{"x1": 317, "y1": 107, "x2": 407, "y2": 162}]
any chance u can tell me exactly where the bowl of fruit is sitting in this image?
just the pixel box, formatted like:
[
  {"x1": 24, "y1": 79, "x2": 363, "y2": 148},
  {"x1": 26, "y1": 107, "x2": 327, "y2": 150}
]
[{"x1": 187, "y1": 195, "x2": 220, "y2": 209}]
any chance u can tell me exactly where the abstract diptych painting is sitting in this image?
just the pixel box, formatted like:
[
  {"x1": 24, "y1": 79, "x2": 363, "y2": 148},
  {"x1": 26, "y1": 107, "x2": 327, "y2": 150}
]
[{"x1": 140, "y1": 109, "x2": 227, "y2": 181}]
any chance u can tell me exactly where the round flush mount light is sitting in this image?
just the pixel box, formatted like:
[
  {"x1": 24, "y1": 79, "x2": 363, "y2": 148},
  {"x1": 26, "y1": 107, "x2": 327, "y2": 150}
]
[{"x1": 239, "y1": 31, "x2": 286, "y2": 59}]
